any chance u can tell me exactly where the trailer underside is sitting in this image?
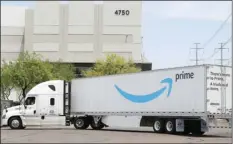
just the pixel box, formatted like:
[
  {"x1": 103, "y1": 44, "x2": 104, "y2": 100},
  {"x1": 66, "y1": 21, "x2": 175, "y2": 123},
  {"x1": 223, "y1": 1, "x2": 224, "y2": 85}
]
[{"x1": 67, "y1": 111, "x2": 231, "y2": 136}]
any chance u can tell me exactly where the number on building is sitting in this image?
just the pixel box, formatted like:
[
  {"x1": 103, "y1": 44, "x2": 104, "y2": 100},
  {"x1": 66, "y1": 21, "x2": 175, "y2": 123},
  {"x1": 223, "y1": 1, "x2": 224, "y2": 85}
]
[{"x1": 115, "y1": 10, "x2": 130, "y2": 16}]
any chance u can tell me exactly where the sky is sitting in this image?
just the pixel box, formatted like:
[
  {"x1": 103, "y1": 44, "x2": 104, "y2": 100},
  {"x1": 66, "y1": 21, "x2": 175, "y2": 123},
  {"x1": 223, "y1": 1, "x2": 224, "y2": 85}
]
[{"x1": 1, "y1": 1, "x2": 232, "y2": 69}]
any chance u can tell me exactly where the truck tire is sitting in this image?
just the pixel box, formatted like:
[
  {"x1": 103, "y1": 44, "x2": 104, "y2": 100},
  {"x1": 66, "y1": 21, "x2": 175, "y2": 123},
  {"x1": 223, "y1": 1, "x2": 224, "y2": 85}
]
[
  {"x1": 9, "y1": 117, "x2": 23, "y2": 129},
  {"x1": 165, "y1": 119, "x2": 176, "y2": 134},
  {"x1": 73, "y1": 117, "x2": 89, "y2": 129},
  {"x1": 153, "y1": 119, "x2": 165, "y2": 133},
  {"x1": 90, "y1": 120, "x2": 104, "y2": 130}
]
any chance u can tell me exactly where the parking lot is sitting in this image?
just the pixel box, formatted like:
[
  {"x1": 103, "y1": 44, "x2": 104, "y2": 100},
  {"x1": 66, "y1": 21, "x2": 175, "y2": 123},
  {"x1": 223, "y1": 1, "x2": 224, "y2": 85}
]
[{"x1": 1, "y1": 126, "x2": 231, "y2": 143}]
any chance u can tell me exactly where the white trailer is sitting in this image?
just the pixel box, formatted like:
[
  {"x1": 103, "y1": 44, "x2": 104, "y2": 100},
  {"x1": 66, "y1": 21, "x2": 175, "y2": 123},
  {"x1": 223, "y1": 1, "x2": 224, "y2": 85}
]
[{"x1": 1, "y1": 65, "x2": 232, "y2": 136}]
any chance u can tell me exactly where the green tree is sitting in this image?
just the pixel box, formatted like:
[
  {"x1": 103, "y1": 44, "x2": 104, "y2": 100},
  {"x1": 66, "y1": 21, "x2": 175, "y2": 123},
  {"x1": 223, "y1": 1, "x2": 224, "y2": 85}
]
[
  {"x1": 82, "y1": 54, "x2": 141, "y2": 77},
  {"x1": 1, "y1": 61, "x2": 14, "y2": 100},
  {"x1": 1, "y1": 52, "x2": 76, "y2": 102},
  {"x1": 50, "y1": 61, "x2": 76, "y2": 81},
  {"x1": 8, "y1": 52, "x2": 54, "y2": 101}
]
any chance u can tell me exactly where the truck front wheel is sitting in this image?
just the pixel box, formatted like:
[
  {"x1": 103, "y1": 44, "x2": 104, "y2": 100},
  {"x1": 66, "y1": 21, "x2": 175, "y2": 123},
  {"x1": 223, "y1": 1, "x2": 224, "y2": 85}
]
[
  {"x1": 9, "y1": 117, "x2": 23, "y2": 129},
  {"x1": 73, "y1": 117, "x2": 89, "y2": 129}
]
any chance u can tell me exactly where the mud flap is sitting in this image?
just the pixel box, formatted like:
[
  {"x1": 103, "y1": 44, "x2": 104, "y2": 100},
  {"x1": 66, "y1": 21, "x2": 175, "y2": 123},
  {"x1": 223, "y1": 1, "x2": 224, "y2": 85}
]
[
  {"x1": 228, "y1": 119, "x2": 232, "y2": 128},
  {"x1": 176, "y1": 119, "x2": 184, "y2": 132},
  {"x1": 201, "y1": 119, "x2": 208, "y2": 132}
]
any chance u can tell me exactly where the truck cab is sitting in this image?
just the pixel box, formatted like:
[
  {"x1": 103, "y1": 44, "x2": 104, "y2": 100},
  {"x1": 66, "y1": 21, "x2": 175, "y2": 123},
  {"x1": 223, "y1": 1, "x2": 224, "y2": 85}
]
[{"x1": 1, "y1": 80, "x2": 66, "y2": 129}]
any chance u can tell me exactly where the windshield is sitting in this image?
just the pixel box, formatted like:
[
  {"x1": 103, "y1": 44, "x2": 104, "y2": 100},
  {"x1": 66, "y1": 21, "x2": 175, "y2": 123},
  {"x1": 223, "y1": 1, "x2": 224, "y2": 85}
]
[
  {"x1": 25, "y1": 97, "x2": 36, "y2": 105},
  {"x1": 20, "y1": 99, "x2": 25, "y2": 105}
]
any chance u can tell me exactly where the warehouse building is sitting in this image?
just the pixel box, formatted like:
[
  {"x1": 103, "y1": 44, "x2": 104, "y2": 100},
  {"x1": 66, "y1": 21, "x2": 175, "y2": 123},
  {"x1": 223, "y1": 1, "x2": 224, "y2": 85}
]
[
  {"x1": 1, "y1": 1, "x2": 152, "y2": 101},
  {"x1": 1, "y1": 1, "x2": 152, "y2": 76}
]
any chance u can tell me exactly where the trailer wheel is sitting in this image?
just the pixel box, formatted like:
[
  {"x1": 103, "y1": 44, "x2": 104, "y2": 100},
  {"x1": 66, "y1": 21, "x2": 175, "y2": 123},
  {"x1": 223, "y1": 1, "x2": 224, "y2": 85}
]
[
  {"x1": 74, "y1": 117, "x2": 89, "y2": 129},
  {"x1": 90, "y1": 120, "x2": 104, "y2": 130},
  {"x1": 9, "y1": 117, "x2": 23, "y2": 129},
  {"x1": 153, "y1": 119, "x2": 165, "y2": 133},
  {"x1": 165, "y1": 119, "x2": 176, "y2": 134}
]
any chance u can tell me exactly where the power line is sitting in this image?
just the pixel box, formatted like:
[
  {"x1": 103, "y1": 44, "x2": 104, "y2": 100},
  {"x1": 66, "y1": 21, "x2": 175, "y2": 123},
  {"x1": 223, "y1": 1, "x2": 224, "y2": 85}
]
[
  {"x1": 202, "y1": 13, "x2": 232, "y2": 49},
  {"x1": 205, "y1": 35, "x2": 232, "y2": 61},
  {"x1": 191, "y1": 13, "x2": 231, "y2": 65},
  {"x1": 222, "y1": 35, "x2": 232, "y2": 47},
  {"x1": 214, "y1": 43, "x2": 229, "y2": 65},
  {"x1": 206, "y1": 49, "x2": 220, "y2": 60},
  {"x1": 190, "y1": 43, "x2": 204, "y2": 65},
  {"x1": 214, "y1": 43, "x2": 229, "y2": 114}
]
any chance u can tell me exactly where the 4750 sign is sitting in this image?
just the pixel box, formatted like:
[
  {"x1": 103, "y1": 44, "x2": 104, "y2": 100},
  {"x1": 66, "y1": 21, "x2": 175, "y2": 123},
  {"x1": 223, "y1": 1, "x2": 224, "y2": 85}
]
[{"x1": 115, "y1": 10, "x2": 130, "y2": 16}]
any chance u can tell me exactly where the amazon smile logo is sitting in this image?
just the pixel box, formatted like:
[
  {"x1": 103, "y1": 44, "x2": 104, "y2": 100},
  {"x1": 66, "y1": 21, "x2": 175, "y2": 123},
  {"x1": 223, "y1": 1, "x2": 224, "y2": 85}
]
[
  {"x1": 114, "y1": 71, "x2": 195, "y2": 103},
  {"x1": 114, "y1": 78, "x2": 173, "y2": 103}
]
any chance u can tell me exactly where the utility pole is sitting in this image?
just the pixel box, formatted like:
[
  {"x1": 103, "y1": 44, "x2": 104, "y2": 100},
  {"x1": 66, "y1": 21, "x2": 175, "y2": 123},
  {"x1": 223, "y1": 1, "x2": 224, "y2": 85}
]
[
  {"x1": 215, "y1": 43, "x2": 229, "y2": 114},
  {"x1": 215, "y1": 43, "x2": 229, "y2": 65},
  {"x1": 190, "y1": 43, "x2": 204, "y2": 65},
  {"x1": 141, "y1": 36, "x2": 144, "y2": 63}
]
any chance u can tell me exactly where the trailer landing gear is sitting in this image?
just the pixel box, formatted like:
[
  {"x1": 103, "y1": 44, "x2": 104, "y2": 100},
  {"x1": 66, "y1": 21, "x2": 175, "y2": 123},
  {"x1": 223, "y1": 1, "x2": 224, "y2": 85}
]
[
  {"x1": 90, "y1": 121, "x2": 105, "y2": 130},
  {"x1": 90, "y1": 116, "x2": 105, "y2": 130}
]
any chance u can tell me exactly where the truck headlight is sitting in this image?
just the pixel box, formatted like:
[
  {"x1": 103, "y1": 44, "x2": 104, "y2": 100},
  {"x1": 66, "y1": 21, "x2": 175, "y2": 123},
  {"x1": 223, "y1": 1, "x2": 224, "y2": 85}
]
[{"x1": 2, "y1": 114, "x2": 6, "y2": 119}]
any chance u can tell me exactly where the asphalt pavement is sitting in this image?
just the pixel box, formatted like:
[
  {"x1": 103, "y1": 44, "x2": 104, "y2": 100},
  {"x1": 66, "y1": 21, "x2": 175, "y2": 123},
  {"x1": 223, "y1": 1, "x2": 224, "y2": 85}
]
[{"x1": 1, "y1": 126, "x2": 232, "y2": 143}]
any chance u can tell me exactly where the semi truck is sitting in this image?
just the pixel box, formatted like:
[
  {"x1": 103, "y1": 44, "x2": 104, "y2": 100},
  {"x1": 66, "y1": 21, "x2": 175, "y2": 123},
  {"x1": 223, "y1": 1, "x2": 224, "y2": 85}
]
[{"x1": 1, "y1": 65, "x2": 232, "y2": 135}]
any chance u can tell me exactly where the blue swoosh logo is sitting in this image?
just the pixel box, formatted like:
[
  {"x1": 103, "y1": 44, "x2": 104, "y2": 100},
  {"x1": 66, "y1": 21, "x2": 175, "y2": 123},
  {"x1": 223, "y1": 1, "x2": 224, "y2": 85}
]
[{"x1": 114, "y1": 78, "x2": 173, "y2": 103}]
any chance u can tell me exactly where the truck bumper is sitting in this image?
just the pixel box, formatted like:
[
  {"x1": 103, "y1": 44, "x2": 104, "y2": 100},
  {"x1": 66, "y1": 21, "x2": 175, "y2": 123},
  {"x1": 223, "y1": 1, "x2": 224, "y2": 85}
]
[{"x1": 1, "y1": 118, "x2": 8, "y2": 127}]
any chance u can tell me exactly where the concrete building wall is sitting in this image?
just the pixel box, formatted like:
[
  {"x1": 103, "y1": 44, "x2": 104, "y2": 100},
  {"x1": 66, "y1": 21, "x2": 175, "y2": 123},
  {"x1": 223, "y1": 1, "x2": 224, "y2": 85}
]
[
  {"x1": 101, "y1": 1, "x2": 142, "y2": 61},
  {"x1": 66, "y1": 1, "x2": 96, "y2": 62},
  {"x1": 24, "y1": 2, "x2": 62, "y2": 61},
  {"x1": 1, "y1": 6, "x2": 26, "y2": 61},
  {"x1": 1, "y1": 1, "x2": 146, "y2": 63},
  {"x1": 1, "y1": 29, "x2": 24, "y2": 61}
]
